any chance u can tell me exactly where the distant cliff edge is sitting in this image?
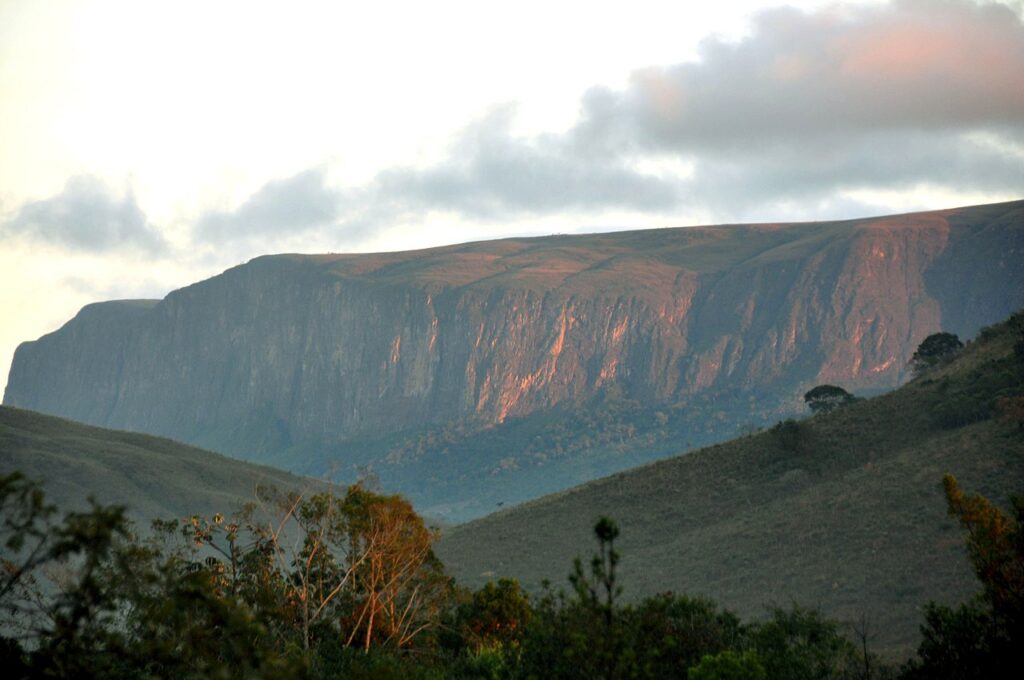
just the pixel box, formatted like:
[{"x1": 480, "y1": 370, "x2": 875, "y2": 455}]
[{"x1": 6, "y1": 200, "x2": 1023, "y2": 519}]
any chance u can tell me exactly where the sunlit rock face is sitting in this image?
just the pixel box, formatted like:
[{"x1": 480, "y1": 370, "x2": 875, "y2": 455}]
[{"x1": 5, "y1": 201, "x2": 1024, "y2": 464}]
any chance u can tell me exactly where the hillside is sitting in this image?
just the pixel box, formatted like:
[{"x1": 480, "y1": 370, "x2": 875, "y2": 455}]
[
  {"x1": 0, "y1": 406, "x2": 329, "y2": 525},
  {"x1": 5, "y1": 200, "x2": 1024, "y2": 521},
  {"x1": 435, "y1": 311, "x2": 1024, "y2": 657}
]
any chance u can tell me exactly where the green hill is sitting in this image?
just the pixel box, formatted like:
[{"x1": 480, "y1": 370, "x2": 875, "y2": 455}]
[
  {"x1": 0, "y1": 406, "x2": 330, "y2": 525},
  {"x1": 436, "y1": 311, "x2": 1024, "y2": 658}
]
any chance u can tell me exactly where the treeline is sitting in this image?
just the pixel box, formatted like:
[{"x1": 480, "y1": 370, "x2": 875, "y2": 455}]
[{"x1": 1, "y1": 470, "x2": 1021, "y2": 678}]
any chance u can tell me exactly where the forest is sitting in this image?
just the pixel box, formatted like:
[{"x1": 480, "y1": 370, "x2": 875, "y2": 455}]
[{"x1": 1, "y1": 462, "x2": 1021, "y2": 678}]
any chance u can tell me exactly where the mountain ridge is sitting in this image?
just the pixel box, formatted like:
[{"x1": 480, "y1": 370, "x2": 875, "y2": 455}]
[{"x1": 5, "y1": 200, "x2": 1023, "y2": 520}]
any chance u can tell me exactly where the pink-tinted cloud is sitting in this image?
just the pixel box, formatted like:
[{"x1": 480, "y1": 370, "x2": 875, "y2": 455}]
[
  {"x1": 180, "y1": 1, "x2": 1024, "y2": 245},
  {"x1": 579, "y1": 0, "x2": 1024, "y2": 151}
]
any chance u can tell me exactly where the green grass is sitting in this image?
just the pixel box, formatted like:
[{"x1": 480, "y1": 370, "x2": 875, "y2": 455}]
[
  {"x1": 0, "y1": 406, "x2": 332, "y2": 526},
  {"x1": 435, "y1": 311, "x2": 1024, "y2": 659}
]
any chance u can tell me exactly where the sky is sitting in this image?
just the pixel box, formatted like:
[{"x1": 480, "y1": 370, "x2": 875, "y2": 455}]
[{"x1": 1, "y1": 0, "x2": 1023, "y2": 394}]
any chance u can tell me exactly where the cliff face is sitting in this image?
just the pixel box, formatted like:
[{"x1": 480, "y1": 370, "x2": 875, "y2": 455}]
[{"x1": 5, "y1": 201, "x2": 1024, "y2": 515}]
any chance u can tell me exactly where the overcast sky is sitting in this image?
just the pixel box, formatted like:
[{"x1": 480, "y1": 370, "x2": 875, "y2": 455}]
[{"x1": 1, "y1": 0, "x2": 1023, "y2": 394}]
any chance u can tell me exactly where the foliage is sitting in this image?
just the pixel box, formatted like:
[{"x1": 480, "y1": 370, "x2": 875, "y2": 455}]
[
  {"x1": 901, "y1": 477, "x2": 1024, "y2": 677},
  {"x1": 771, "y1": 419, "x2": 807, "y2": 453},
  {"x1": 448, "y1": 578, "x2": 533, "y2": 652},
  {"x1": 688, "y1": 650, "x2": 767, "y2": 680},
  {"x1": 941, "y1": 476, "x2": 1023, "y2": 640},
  {"x1": 996, "y1": 395, "x2": 1024, "y2": 428},
  {"x1": 803, "y1": 385, "x2": 856, "y2": 415},
  {"x1": 2, "y1": 474, "x2": 907, "y2": 677},
  {"x1": 900, "y1": 598, "x2": 1002, "y2": 679},
  {"x1": 910, "y1": 332, "x2": 963, "y2": 377},
  {"x1": 925, "y1": 334, "x2": 1023, "y2": 429},
  {"x1": 747, "y1": 605, "x2": 861, "y2": 679},
  {"x1": 337, "y1": 484, "x2": 450, "y2": 651},
  {"x1": 0, "y1": 472, "x2": 450, "y2": 677}
]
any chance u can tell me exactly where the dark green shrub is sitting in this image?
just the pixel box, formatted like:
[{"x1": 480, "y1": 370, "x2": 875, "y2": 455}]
[{"x1": 689, "y1": 650, "x2": 767, "y2": 680}]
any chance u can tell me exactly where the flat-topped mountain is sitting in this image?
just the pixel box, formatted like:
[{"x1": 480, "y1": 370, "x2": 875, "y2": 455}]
[{"x1": 5, "y1": 201, "x2": 1023, "y2": 519}]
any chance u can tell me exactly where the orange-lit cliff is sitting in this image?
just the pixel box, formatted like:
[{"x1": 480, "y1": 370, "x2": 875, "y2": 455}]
[{"x1": 5, "y1": 201, "x2": 1023, "y2": 515}]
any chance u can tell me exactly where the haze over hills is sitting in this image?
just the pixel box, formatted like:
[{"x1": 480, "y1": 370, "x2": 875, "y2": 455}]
[
  {"x1": 4, "y1": 200, "x2": 1024, "y2": 520},
  {"x1": 0, "y1": 406, "x2": 330, "y2": 525},
  {"x1": 436, "y1": 311, "x2": 1024, "y2": 657}
]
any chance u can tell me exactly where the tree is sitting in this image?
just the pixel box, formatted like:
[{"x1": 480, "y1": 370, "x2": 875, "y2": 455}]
[
  {"x1": 689, "y1": 650, "x2": 767, "y2": 680},
  {"x1": 570, "y1": 516, "x2": 621, "y2": 628},
  {"x1": 180, "y1": 483, "x2": 448, "y2": 654},
  {"x1": 453, "y1": 578, "x2": 532, "y2": 651},
  {"x1": 748, "y1": 605, "x2": 860, "y2": 679},
  {"x1": 803, "y1": 385, "x2": 856, "y2": 414},
  {"x1": 942, "y1": 475, "x2": 1023, "y2": 638},
  {"x1": 517, "y1": 517, "x2": 628, "y2": 679},
  {"x1": 340, "y1": 484, "x2": 448, "y2": 651},
  {"x1": 904, "y1": 476, "x2": 1024, "y2": 677},
  {"x1": 910, "y1": 332, "x2": 963, "y2": 376}
]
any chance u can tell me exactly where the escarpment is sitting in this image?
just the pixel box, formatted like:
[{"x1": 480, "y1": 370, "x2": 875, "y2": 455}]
[{"x1": 6, "y1": 201, "x2": 1023, "y2": 518}]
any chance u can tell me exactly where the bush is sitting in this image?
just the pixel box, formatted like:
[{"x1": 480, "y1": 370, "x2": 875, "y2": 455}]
[
  {"x1": 772, "y1": 420, "x2": 805, "y2": 453},
  {"x1": 911, "y1": 333, "x2": 963, "y2": 377},
  {"x1": 689, "y1": 650, "x2": 767, "y2": 680},
  {"x1": 748, "y1": 605, "x2": 860, "y2": 680}
]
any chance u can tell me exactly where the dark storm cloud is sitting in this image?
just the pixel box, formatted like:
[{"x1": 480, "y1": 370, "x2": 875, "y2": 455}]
[
  {"x1": 196, "y1": 168, "x2": 344, "y2": 242},
  {"x1": 4, "y1": 176, "x2": 166, "y2": 253}
]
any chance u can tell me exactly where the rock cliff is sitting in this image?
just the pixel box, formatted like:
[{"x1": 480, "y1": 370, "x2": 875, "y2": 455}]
[{"x1": 5, "y1": 201, "x2": 1023, "y2": 518}]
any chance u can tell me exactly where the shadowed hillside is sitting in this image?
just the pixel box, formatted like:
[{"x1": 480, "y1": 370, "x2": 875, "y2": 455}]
[
  {"x1": 6, "y1": 200, "x2": 1023, "y2": 520},
  {"x1": 436, "y1": 311, "x2": 1024, "y2": 657},
  {"x1": 0, "y1": 406, "x2": 330, "y2": 524}
]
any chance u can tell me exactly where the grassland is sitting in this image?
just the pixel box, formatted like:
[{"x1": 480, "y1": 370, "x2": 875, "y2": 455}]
[
  {"x1": 0, "y1": 406, "x2": 331, "y2": 526},
  {"x1": 436, "y1": 311, "x2": 1024, "y2": 658}
]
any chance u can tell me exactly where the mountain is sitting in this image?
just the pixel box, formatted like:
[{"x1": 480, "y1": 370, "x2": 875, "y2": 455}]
[
  {"x1": 0, "y1": 405, "x2": 328, "y2": 524},
  {"x1": 5, "y1": 200, "x2": 1024, "y2": 520},
  {"x1": 435, "y1": 311, "x2": 1024, "y2": 657}
]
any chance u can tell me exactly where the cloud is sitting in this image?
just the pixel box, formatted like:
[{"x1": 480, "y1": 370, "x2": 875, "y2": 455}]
[
  {"x1": 188, "y1": 0, "x2": 1023, "y2": 247},
  {"x1": 3, "y1": 176, "x2": 166, "y2": 253},
  {"x1": 682, "y1": 130, "x2": 1024, "y2": 214},
  {"x1": 370, "y1": 106, "x2": 683, "y2": 219},
  {"x1": 364, "y1": 0, "x2": 1024, "y2": 224},
  {"x1": 577, "y1": 0, "x2": 1024, "y2": 153},
  {"x1": 196, "y1": 168, "x2": 344, "y2": 242}
]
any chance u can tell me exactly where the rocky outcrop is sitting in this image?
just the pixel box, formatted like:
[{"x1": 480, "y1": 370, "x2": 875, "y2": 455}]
[{"x1": 5, "y1": 201, "x2": 1024, "y2": 485}]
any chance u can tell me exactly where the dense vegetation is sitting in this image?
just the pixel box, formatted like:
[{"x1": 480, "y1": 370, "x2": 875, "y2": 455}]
[{"x1": 1, "y1": 468, "x2": 1020, "y2": 677}]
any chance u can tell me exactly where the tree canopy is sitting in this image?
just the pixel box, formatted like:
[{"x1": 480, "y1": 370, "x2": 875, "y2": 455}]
[
  {"x1": 911, "y1": 332, "x2": 964, "y2": 376},
  {"x1": 803, "y1": 384, "x2": 856, "y2": 414}
]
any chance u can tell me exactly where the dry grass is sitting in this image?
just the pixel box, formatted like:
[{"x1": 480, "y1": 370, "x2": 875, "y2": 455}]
[
  {"x1": 436, "y1": 312, "x2": 1024, "y2": 659},
  {"x1": 0, "y1": 406, "x2": 332, "y2": 527}
]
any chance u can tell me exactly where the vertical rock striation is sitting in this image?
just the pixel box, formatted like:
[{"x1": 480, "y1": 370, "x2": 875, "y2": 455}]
[{"x1": 5, "y1": 201, "x2": 1024, "y2": 484}]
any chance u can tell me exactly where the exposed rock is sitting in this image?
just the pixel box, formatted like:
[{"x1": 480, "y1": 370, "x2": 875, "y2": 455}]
[{"x1": 5, "y1": 201, "x2": 1023, "y2": 518}]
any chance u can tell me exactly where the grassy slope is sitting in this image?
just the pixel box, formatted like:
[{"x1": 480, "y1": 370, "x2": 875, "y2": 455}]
[
  {"x1": 436, "y1": 313, "x2": 1024, "y2": 658},
  {"x1": 0, "y1": 406, "x2": 330, "y2": 525}
]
